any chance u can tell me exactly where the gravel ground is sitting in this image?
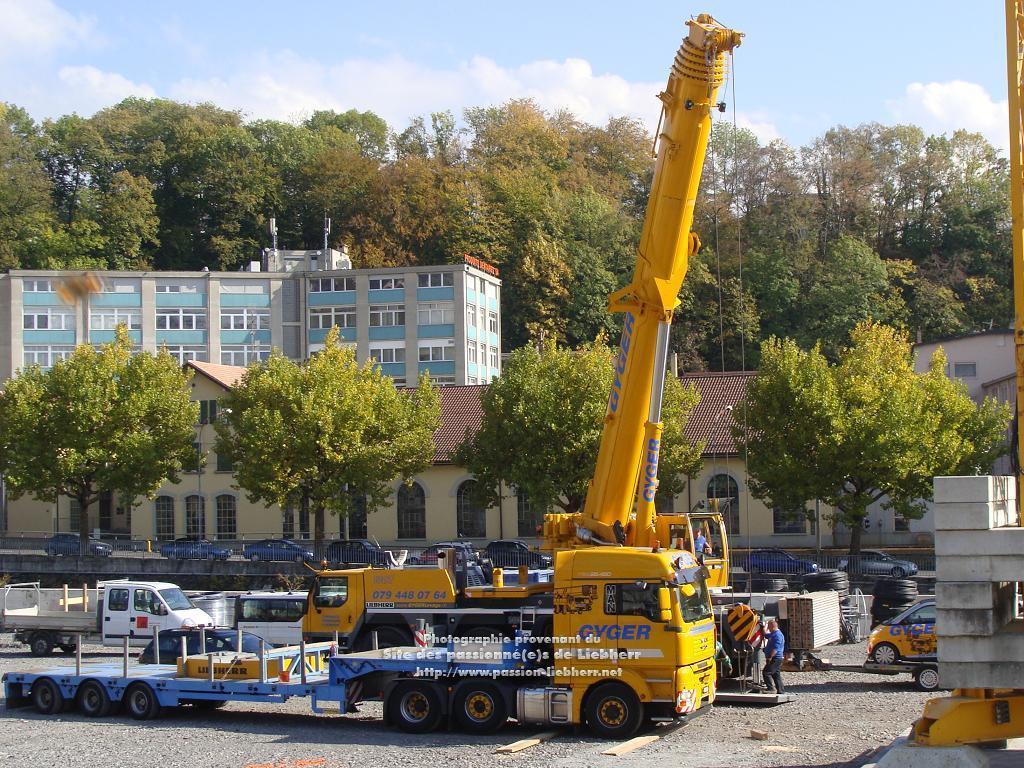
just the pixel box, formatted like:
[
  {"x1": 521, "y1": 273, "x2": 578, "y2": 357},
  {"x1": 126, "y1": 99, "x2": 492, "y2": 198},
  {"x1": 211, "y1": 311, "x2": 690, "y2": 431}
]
[{"x1": 0, "y1": 634, "x2": 932, "y2": 768}]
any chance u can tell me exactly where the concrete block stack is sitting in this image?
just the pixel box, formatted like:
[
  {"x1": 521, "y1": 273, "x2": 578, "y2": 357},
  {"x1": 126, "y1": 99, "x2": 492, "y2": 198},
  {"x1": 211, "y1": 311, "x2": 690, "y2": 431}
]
[{"x1": 933, "y1": 475, "x2": 1024, "y2": 688}]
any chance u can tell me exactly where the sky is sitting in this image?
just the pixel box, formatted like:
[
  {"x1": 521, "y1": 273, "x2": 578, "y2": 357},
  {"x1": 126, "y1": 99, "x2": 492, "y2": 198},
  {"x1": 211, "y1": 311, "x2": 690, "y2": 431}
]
[{"x1": 0, "y1": 0, "x2": 1012, "y2": 154}]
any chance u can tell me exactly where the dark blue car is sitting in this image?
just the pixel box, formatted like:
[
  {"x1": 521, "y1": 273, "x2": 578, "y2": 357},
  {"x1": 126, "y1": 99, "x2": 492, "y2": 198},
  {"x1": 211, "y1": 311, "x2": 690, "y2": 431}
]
[
  {"x1": 44, "y1": 533, "x2": 113, "y2": 557},
  {"x1": 242, "y1": 539, "x2": 315, "y2": 563},
  {"x1": 159, "y1": 537, "x2": 231, "y2": 560},
  {"x1": 746, "y1": 548, "x2": 819, "y2": 575}
]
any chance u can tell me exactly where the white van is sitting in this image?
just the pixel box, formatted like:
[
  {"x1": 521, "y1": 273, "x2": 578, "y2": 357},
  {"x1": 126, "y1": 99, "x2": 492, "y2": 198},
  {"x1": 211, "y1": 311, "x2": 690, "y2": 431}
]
[{"x1": 234, "y1": 591, "x2": 307, "y2": 646}]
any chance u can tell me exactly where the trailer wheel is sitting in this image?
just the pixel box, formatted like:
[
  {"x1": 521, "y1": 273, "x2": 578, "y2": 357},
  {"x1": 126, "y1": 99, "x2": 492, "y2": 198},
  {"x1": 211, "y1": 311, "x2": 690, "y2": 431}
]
[
  {"x1": 76, "y1": 680, "x2": 113, "y2": 718},
  {"x1": 871, "y1": 642, "x2": 899, "y2": 666},
  {"x1": 30, "y1": 678, "x2": 64, "y2": 715},
  {"x1": 453, "y1": 682, "x2": 507, "y2": 734},
  {"x1": 59, "y1": 644, "x2": 76, "y2": 655},
  {"x1": 124, "y1": 683, "x2": 161, "y2": 720},
  {"x1": 584, "y1": 682, "x2": 643, "y2": 740},
  {"x1": 29, "y1": 632, "x2": 54, "y2": 657},
  {"x1": 914, "y1": 667, "x2": 940, "y2": 692},
  {"x1": 387, "y1": 681, "x2": 444, "y2": 734}
]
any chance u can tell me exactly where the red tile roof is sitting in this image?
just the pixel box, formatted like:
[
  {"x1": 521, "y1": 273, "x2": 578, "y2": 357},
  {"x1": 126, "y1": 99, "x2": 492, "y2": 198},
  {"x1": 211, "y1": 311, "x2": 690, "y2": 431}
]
[
  {"x1": 187, "y1": 360, "x2": 247, "y2": 390},
  {"x1": 680, "y1": 371, "x2": 757, "y2": 457},
  {"x1": 429, "y1": 385, "x2": 485, "y2": 464}
]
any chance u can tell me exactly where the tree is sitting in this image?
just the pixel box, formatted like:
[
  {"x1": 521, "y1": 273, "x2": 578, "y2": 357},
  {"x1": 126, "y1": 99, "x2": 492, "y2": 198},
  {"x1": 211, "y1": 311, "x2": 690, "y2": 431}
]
[
  {"x1": 736, "y1": 322, "x2": 1010, "y2": 556},
  {"x1": 215, "y1": 328, "x2": 440, "y2": 544},
  {"x1": 0, "y1": 103, "x2": 54, "y2": 269},
  {"x1": 0, "y1": 327, "x2": 197, "y2": 551},
  {"x1": 456, "y1": 340, "x2": 703, "y2": 517}
]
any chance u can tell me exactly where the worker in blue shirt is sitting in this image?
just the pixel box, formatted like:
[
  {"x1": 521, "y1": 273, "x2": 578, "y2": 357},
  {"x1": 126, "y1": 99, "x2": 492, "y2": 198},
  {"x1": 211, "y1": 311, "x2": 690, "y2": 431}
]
[{"x1": 762, "y1": 618, "x2": 786, "y2": 694}]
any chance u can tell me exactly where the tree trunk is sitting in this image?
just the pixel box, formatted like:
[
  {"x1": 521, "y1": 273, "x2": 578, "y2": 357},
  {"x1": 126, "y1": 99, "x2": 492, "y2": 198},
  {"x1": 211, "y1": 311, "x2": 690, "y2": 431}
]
[
  {"x1": 314, "y1": 503, "x2": 325, "y2": 547},
  {"x1": 848, "y1": 518, "x2": 864, "y2": 559},
  {"x1": 77, "y1": 492, "x2": 91, "y2": 556}
]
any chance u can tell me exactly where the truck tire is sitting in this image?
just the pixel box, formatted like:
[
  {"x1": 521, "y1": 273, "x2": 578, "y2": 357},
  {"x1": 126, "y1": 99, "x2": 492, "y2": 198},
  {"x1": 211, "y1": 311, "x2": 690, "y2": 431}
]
[
  {"x1": 452, "y1": 682, "x2": 507, "y2": 734},
  {"x1": 76, "y1": 680, "x2": 113, "y2": 718},
  {"x1": 584, "y1": 682, "x2": 643, "y2": 739},
  {"x1": 30, "y1": 678, "x2": 64, "y2": 715},
  {"x1": 387, "y1": 681, "x2": 444, "y2": 734},
  {"x1": 30, "y1": 632, "x2": 54, "y2": 657},
  {"x1": 914, "y1": 666, "x2": 940, "y2": 692},
  {"x1": 124, "y1": 683, "x2": 161, "y2": 720},
  {"x1": 354, "y1": 626, "x2": 412, "y2": 651}
]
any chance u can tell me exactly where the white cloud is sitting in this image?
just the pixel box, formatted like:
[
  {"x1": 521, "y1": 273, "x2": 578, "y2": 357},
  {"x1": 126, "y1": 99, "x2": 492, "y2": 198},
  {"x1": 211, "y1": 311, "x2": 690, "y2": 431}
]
[
  {"x1": 732, "y1": 113, "x2": 781, "y2": 145},
  {"x1": 57, "y1": 66, "x2": 156, "y2": 110},
  {"x1": 0, "y1": 0, "x2": 95, "y2": 58},
  {"x1": 888, "y1": 80, "x2": 1009, "y2": 154}
]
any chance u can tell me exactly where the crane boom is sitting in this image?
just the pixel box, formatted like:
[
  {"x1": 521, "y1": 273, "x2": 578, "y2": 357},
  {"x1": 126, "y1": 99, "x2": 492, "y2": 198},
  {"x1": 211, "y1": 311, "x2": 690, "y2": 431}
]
[{"x1": 544, "y1": 15, "x2": 743, "y2": 550}]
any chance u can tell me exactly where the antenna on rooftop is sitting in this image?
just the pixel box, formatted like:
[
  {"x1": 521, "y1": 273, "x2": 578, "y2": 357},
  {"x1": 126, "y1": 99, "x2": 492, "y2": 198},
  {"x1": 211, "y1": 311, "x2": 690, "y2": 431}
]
[
  {"x1": 323, "y1": 211, "x2": 331, "y2": 252},
  {"x1": 269, "y1": 217, "x2": 278, "y2": 252}
]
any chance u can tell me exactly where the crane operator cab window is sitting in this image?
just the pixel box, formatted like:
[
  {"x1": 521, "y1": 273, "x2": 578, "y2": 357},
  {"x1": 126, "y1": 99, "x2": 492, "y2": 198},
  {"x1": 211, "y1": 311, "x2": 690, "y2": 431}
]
[{"x1": 314, "y1": 577, "x2": 349, "y2": 609}]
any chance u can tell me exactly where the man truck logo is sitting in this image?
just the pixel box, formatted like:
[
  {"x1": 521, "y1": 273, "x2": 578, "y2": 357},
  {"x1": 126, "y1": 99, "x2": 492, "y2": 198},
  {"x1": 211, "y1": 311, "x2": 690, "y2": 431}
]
[
  {"x1": 608, "y1": 313, "x2": 635, "y2": 414},
  {"x1": 642, "y1": 438, "x2": 660, "y2": 502},
  {"x1": 578, "y1": 624, "x2": 652, "y2": 640}
]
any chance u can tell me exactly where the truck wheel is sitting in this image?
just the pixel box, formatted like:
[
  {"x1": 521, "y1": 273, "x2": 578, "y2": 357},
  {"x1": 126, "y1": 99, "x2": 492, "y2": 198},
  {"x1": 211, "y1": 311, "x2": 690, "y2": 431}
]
[
  {"x1": 872, "y1": 642, "x2": 900, "y2": 666},
  {"x1": 387, "y1": 681, "x2": 444, "y2": 734},
  {"x1": 30, "y1": 632, "x2": 54, "y2": 657},
  {"x1": 124, "y1": 683, "x2": 161, "y2": 720},
  {"x1": 453, "y1": 682, "x2": 507, "y2": 734},
  {"x1": 77, "y1": 680, "x2": 113, "y2": 717},
  {"x1": 584, "y1": 682, "x2": 643, "y2": 740},
  {"x1": 30, "y1": 678, "x2": 64, "y2": 715},
  {"x1": 354, "y1": 626, "x2": 412, "y2": 651},
  {"x1": 914, "y1": 667, "x2": 940, "y2": 692}
]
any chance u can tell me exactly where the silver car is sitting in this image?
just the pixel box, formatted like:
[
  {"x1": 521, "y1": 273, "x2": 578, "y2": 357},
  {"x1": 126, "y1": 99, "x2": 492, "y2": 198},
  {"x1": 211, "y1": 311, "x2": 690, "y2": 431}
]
[{"x1": 840, "y1": 549, "x2": 919, "y2": 578}]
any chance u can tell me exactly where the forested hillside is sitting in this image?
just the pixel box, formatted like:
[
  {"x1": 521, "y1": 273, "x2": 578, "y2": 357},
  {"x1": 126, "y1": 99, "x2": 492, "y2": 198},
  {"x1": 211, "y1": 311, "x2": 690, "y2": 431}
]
[{"x1": 0, "y1": 98, "x2": 1010, "y2": 366}]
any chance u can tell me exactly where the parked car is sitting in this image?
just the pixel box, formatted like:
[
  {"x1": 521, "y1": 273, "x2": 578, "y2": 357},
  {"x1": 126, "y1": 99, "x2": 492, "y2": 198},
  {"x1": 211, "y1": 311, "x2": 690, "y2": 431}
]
[
  {"x1": 840, "y1": 549, "x2": 919, "y2": 578},
  {"x1": 242, "y1": 539, "x2": 315, "y2": 563},
  {"x1": 159, "y1": 537, "x2": 232, "y2": 561},
  {"x1": 325, "y1": 539, "x2": 389, "y2": 566},
  {"x1": 484, "y1": 539, "x2": 552, "y2": 569},
  {"x1": 745, "y1": 547, "x2": 819, "y2": 575},
  {"x1": 407, "y1": 541, "x2": 481, "y2": 566},
  {"x1": 138, "y1": 628, "x2": 264, "y2": 664},
  {"x1": 44, "y1": 533, "x2": 113, "y2": 557}
]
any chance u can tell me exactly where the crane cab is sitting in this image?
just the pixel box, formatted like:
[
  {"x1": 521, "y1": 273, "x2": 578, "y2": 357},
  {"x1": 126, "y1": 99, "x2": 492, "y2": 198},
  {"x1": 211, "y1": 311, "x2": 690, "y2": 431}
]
[{"x1": 655, "y1": 503, "x2": 730, "y2": 588}]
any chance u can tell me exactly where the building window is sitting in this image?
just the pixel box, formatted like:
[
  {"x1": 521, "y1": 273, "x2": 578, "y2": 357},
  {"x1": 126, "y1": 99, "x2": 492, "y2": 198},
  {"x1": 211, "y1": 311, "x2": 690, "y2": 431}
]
[
  {"x1": 24, "y1": 308, "x2": 75, "y2": 330},
  {"x1": 185, "y1": 495, "x2": 205, "y2": 537},
  {"x1": 419, "y1": 343, "x2": 454, "y2": 362},
  {"x1": 221, "y1": 345, "x2": 270, "y2": 366},
  {"x1": 397, "y1": 482, "x2": 426, "y2": 539},
  {"x1": 417, "y1": 302, "x2": 455, "y2": 325},
  {"x1": 309, "y1": 307, "x2": 356, "y2": 329},
  {"x1": 198, "y1": 400, "x2": 218, "y2": 425},
  {"x1": 894, "y1": 514, "x2": 910, "y2": 532},
  {"x1": 155, "y1": 283, "x2": 199, "y2": 293},
  {"x1": 369, "y1": 276, "x2": 404, "y2": 290},
  {"x1": 155, "y1": 497, "x2": 175, "y2": 540},
  {"x1": 487, "y1": 312, "x2": 498, "y2": 334},
  {"x1": 953, "y1": 362, "x2": 977, "y2": 379},
  {"x1": 370, "y1": 346, "x2": 405, "y2": 364},
  {"x1": 90, "y1": 308, "x2": 141, "y2": 331},
  {"x1": 156, "y1": 308, "x2": 207, "y2": 330},
  {"x1": 219, "y1": 281, "x2": 267, "y2": 295},
  {"x1": 369, "y1": 304, "x2": 405, "y2": 327},
  {"x1": 348, "y1": 492, "x2": 368, "y2": 539},
  {"x1": 707, "y1": 474, "x2": 740, "y2": 535},
  {"x1": 215, "y1": 495, "x2": 236, "y2": 539},
  {"x1": 282, "y1": 506, "x2": 295, "y2": 537},
  {"x1": 772, "y1": 507, "x2": 806, "y2": 535},
  {"x1": 467, "y1": 306, "x2": 477, "y2": 328},
  {"x1": 23, "y1": 279, "x2": 53, "y2": 292},
  {"x1": 69, "y1": 498, "x2": 81, "y2": 532},
  {"x1": 517, "y1": 489, "x2": 541, "y2": 537},
  {"x1": 215, "y1": 450, "x2": 233, "y2": 472},
  {"x1": 418, "y1": 272, "x2": 453, "y2": 288},
  {"x1": 161, "y1": 345, "x2": 207, "y2": 364},
  {"x1": 456, "y1": 480, "x2": 486, "y2": 538},
  {"x1": 220, "y1": 307, "x2": 269, "y2": 331},
  {"x1": 488, "y1": 347, "x2": 499, "y2": 368},
  {"x1": 23, "y1": 345, "x2": 75, "y2": 369},
  {"x1": 309, "y1": 277, "x2": 356, "y2": 292},
  {"x1": 467, "y1": 345, "x2": 478, "y2": 364},
  {"x1": 431, "y1": 375, "x2": 456, "y2": 385}
]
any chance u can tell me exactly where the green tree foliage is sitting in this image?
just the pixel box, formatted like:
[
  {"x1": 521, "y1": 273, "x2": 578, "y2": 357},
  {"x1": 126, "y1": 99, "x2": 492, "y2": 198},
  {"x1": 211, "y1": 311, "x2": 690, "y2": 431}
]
[
  {"x1": 456, "y1": 340, "x2": 703, "y2": 516},
  {"x1": 736, "y1": 322, "x2": 1010, "y2": 556},
  {"x1": 215, "y1": 328, "x2": 440, "y2": 543},
  {"x1": 0, "y1": 327, "x2": 197, "y2": 549}
]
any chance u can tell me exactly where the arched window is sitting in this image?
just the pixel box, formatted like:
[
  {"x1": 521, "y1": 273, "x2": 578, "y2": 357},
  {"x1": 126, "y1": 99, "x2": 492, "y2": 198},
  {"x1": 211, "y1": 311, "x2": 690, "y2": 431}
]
[
  {"x1": 516, "y1": 488, "x2": 540, "y2": 537},
  {"x1": 397, "y1": 483, "x2": 426, "y2": 539},
  {"x1": 216, "y1": 495, "x2": 236, "y2": 539},
  {"x1": 347, "y1": 491, "x2": 368, "y2": 539},
  {"x1": 706, "y1": 474, "x2": 740, "y2": 535},
  {"x1": 155, "y1": 496, "x2": 175, "y2": 540},
  {"x1": 185, "y1": 495, "x2": 205, "y2": 538},
  {"x1": 456, "y1": 480, "x2": 486, "y2": 539},
  {"x1": 282, "y1": 506, "x2": 295, "y2": 537}
]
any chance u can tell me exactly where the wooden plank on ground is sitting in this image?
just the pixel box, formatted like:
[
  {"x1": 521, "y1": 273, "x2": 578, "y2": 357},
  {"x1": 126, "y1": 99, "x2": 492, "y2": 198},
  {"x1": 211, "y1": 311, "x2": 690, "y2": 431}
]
[
  {"x1": 600, "y1": 735, "x2": 661, "y2": 756},
  {"x1": 495, "y1": 731, "x2": 560, "y2": 753}
]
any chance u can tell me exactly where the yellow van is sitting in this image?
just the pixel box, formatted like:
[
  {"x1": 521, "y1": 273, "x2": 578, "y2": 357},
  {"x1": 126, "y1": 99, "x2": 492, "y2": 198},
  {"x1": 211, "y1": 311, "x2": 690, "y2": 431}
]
[{"x1": 867, "y1": 598, "x2": 936, "y2": 665}]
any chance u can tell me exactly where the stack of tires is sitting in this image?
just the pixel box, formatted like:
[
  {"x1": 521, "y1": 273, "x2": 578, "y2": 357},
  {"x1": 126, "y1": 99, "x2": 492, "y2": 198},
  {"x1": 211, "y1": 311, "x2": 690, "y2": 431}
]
[
  {"x1": 801, "y1": 569, "x2": 849, "y2": 599},
  {"x1": 871, "y1": 577, "x2": 918, "y2": 626}
]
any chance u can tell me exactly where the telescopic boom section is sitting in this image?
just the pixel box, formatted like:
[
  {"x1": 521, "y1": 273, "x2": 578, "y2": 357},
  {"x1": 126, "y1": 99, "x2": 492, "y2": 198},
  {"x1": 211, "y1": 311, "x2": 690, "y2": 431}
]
[{"x1": 543, "y1": 15, "x2": 743, "y2": 551}]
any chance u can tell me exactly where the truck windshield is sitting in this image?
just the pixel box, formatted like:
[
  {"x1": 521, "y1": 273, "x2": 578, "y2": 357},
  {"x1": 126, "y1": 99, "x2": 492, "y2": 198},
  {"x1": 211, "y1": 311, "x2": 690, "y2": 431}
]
[
  {"x1": 675, "y1": 566, "x2": 712, "y2": 623},
  {"x1": 159, "y1": 588, "x2": 195, "y2": 611}
]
